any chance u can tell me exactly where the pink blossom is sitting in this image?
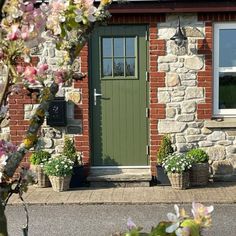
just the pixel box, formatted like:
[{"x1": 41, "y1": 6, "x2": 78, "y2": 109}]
[
  {"x1": 37, "y1": 64, "x2": 49, "y2": 75},
  {"x1": 24, "y1": 66, "x2": 37, "y2": 84},
  {"x1": 7, "y1": 24, "x2": 21, "y2": 41}
]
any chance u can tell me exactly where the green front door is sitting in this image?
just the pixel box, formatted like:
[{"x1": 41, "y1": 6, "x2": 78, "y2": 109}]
[{"x1": 90, "y1": 25, "x2": 148, "y2": 166}]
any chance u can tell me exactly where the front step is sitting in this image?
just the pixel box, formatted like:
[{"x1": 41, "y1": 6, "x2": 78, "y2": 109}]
[{"x1": 87, "y1": 167, "x2": 151, "y2": 187}]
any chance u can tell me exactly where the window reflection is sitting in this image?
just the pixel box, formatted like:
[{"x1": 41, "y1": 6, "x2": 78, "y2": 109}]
[
  {"x1": 126, "y1": 58, "x2": 135, "y2": 76},
  {"x1": 102, "y1": 38, "x2": 112, "y2": 57},
  {"x1": 126, "y1": 38, "x2": 135, "y2": 57},
  {"x1": 103, "y1": 59, "x2": 112, "y2": 76},
  {"x1": 114, "y1": 38, "x2": 124, "y2": 57},
  {"x1": 114, "y1": 58, "x2": 124, "y2": 76}
]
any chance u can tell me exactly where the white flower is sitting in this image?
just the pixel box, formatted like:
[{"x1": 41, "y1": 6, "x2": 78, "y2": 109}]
[
  {"x1": 74, "y1": 9, "x2": 83, "y2": 23},
  {"x1": 0, "y1": 154, "x2": 8, "y2": 166}
]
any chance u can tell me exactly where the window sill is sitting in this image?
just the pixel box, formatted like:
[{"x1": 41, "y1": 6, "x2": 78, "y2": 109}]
[{"x1": 205, "y1": 118, "x2": 236, "y2": 128}]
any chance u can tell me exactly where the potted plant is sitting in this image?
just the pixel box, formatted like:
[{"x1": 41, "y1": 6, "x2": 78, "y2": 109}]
[
  {"x1": 187, "y1": 148, "x2": 209, "y2": 186},
  {"x1": 43, "y1": 155, "x2": 74, "y2": 192},
  {"x1": 30, "y1": 150, "x2": 51, "y2": 188},
  {"x1": 156, "y1": 135, "x2": 174, "y2": 185},
  {"x1": 162, "y1": 153, "x2": 192, "y2": 190},
  {"x1": 63, "y1": 137, "x2": 83, "y2": 188}
]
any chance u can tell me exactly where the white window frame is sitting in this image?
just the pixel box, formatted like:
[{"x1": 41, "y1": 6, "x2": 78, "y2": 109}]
[{"x1": 214, "y1": 23, "x2": 236, "y2": 117}]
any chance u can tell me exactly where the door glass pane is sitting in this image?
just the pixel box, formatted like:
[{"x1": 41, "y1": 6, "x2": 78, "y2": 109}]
[
  {"x1": 102, "y1": 38, "x2": 112, "y2": 57},
  {"x1": 126, "y1": 37, "x2": 135, "y2": 57},
  {"x1": 126, "y1": 58, "x2": 135, "y2": 76},
  {"x1": 103, "y1": 59, "x2": 112, "y2": 76},
  {"x1": 219, "y1": 72, "x2": 236, "y2": 108},
  {"x1": 114, "y1": 58, "x2": 124, "y2": 76},
  {"x1": 114, "y1": 38, "x2": 124, "y2": 57},
  {"x1": 219, "y1": 29, "x2": 236, "y2": 67}
]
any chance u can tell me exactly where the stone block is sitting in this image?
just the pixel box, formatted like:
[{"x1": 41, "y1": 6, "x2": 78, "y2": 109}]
[
  {"x1": 181, "y1": 80, "x2": 197, "y2": 86},
  {"x1": 212, "y1": 160, "x2": 233, "y2": 175},
  {"x1": 199, "y1": 141, "x2": 213, "y2": 147},
  {"x1": 187, "y1": 128, "x2": 201, "y2": 135},
  {"x1": 158, "y1": 90, "x2": 170, "y2": 103},
  {"x1": 186, "y1": 135, "x2": 205, "y2": 143},
  {"x1": 188, "y1": 122, "x2": 204, "y2": 128},
  {"x1": 176, "y1": 135, "x2": 186, "y2": 143},
  {"x1": 158, "y1": 55, "x2": 178, "y2": 63},
  {"x1": 201, "y1": 127, "x2": 212, "y2": 135},
  {"x1": 206, "y1": 146, "x2": 226, "y2": 161},
  {"x1": 172, "y1": 97, "x2": 184, "y2": 102},
  {"x1": 166, "y1": 108, "x2": 176, "y2": 118},
  {"x1": 166, "y1": 73, "x2": 180, "y2": 87},
  {"x1": 177, "y1": 143, "x2": 195, "y2": 152},
  {"x1": 226, "y1": 145, "x2": 236, "y2": 154},
  {"x1": 184, "y1": 56, "x2": 204, "y2": 70},
  {"x1": 158, "y1": 120, "x2": 187, "y2": 133},
  {"x1": 177, "y1": 114, "x2": 195, "y2": 122},
  {"x1": 185, "y1": 87, "x2": 204, "y2": 100},
  {"x1": 180, "y1": 73, "x2": 197, "y2": 80},
  {"x1": 182, "y1": 101, "x2": 196, "y2": 114},
  {"x1": 207, "y1": 131, "x2": 226, "y2": 141},
  {"x1": 184, "y1": 27, "x2": 204, "y2": 38},
  {"x1": 41, "y1": 138, "x2": 54, "y2": 149},
  {"x1": 217, "y1": 140, "x2": 232, "y2": 146},
  {"x1": 158, "y1": 63, "x2": 169, "y2": 72},
  {"x1": 172, "y1": 89, "x2": 185, "y2": 97},
  {"x1": 167, "y1": 41, "x2": 187, "y2": 56}
]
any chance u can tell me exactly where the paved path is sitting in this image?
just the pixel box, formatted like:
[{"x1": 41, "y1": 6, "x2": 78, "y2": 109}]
[{"x1": 7, "y1": 182, "x2": 236, "y2": 205}]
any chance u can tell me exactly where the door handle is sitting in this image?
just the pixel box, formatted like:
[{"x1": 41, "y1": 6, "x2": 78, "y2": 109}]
[{"x1": 94, "y1": 88, "x2": 102, "y2": 105}]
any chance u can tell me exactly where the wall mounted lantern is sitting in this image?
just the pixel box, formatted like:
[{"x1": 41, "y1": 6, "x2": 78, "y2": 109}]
[{"x1": 170, "y1": 16, "x2": 187, "y2": 47}]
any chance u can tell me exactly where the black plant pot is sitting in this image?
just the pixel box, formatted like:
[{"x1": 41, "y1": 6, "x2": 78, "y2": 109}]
[
  {"x1": 156, "y1": 165, "x2": 171, "y2": 185},
  {"x1": 69, "y1": 166, "x2": 87, "y2": 188}
]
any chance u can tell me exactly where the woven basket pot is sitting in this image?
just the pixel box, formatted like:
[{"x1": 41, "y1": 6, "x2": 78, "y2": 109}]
[
  {"x1": 49, "y1": 176, "x2": 71, "y2": 192},
  {"x1": 190, "y1": 163, "x2": 209, "y2": 186},
  {"x1": 31, "y1": 165, "x2": 51, "y2": 188},
  {"x1": 168, "y1": 172, "x2": 190, "y2": 190}
]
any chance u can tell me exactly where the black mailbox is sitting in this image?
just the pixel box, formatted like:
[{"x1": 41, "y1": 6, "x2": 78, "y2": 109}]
[{"x1": 47, "y1": 97, "x2": 67, "y2": 126}]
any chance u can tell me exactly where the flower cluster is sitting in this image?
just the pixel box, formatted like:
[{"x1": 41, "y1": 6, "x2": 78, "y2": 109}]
[
  {"x1": 162, "y1": 153, "x2": 192, "y2": 173},
  {"x1": 43, "y1": 155, "x2": 74, "y2": 177},
  {"x1": 123, "y1": 202, "x2": 214, "y2": 236},
  {"x1": 0, "y1": 140, "x2": 18, "y2": 183}
]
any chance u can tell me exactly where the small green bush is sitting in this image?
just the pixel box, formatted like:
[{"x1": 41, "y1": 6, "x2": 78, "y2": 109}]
[
  {"x1": 157, "y1": 135, "x2": 174, "y2": 164},
  {"x1": 43, "y1": 155, "x2": 74, "y2": 177},
  {"x1": 63, "y1": 137, "x2": 78, "y2": 162},
  {"x1": 187, "y1": 148, "x2": 209, "y2": 163},
  {"x1": 29, "y1": 150, "x2": 51, "y2": 165}
]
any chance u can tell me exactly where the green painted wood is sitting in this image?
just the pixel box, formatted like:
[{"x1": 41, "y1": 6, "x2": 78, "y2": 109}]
[{"x1": 90, "y1": 25, "x2": 148, "y2": 166}]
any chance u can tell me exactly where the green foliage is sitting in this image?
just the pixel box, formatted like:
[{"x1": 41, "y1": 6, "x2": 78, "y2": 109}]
[
  {"x1": 63, "y1": 137, "x2": 78, "y2": 163},
  {"x1": 187, "y1": 148, "x2": 209, "y2": 163},
  {"x1": 157, "y1": 135, "x2": 174, "y2": 164},
  {"x1": 43, "y1": 155, "x2": 74, "y2": 177},
  {"x1": 29, "y1": 150, "x2": 51, "y2": 165},
  {"x1": 149, "y1": 222, "x2": 175, "y2": 236},
  {"x1": 181, "y1": 219, "x2": 200, "y2": 236},
  {"x1": 162, "y1": 153, "x2": 192, "y2": 173}
]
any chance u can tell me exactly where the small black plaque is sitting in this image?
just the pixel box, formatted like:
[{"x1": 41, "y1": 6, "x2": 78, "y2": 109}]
[{"x1": 47, "y1": 97, "x2": 67, "y2": 126}]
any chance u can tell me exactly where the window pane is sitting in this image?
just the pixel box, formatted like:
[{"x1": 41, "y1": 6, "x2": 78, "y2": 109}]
[
  {"x1": 126, "y1": 58, "x2": 135, "y2": 76},
  {"x1": 114, "y1": 58, "x2": 124, "y2": 76},
  {"x1": 219, "y1": 29, "x2": 236, "y2": 67},
  {"x1": 103, "y1": 59, "x2": 112, "y2": 76},
  {"x1": 126, "y1": 37, "x2": 135, "y2": 57},
  {"x1": 219, "y1": 72, "x2": 236, "y2": 108},
  {"x1": 114, "y1": 38, "x2": 124, "y2": 57},
  {"x1": 102, "y1": 38, "x2": 112, "y2": 57}
]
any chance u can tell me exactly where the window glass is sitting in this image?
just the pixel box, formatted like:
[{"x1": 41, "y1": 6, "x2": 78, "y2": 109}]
[
  {"x1": 219, "y1": 72, "x2": 236, "y2": 109},
  {"x1": 126, "y1": 37, "x2": 135, "y2": 57},
  {"x1": 219, "y1": 29, "x2": 236, "y2": 67},
  {"x1": 102, "y1": 38, "x2": 112, "y2": 57},
  {"x1": 114, "y1": 58, "x2": 124, "y2": 76},
  {"x1": 126, "y1": 58, "x2": 135, "y2": 76},
  {"x1": 103, "y1": 59, "x2": 112, "y2": 76},
  {"x1": 114, "y1": 38, "x2": 124, "y2": 57}
]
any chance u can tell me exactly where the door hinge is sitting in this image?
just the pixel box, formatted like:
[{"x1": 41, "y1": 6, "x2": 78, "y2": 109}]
[
  {"x1": 146, "y1": 107, "x2": 150, "y2": 118},
  {"x1": 146, "y1": 71, "x2": 149, "y2": 82},
  {"x1": 145, "y1": 31, "x2": 149, "y2": 41},
  {"x1": 146, "y1": 145, "x2": 150, "y2": 156}
]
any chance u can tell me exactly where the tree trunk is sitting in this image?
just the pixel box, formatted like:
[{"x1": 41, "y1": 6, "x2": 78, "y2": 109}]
[{"x1": 0, "y1": 203, "x2": 8, "y2": 236}]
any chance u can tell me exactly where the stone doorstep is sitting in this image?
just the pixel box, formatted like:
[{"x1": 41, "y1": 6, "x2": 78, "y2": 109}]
[{"x1": 87, "y1": 167, "x2": 151, "y2": 187}]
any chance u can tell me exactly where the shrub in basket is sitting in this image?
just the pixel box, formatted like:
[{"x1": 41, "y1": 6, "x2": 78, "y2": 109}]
[
  {"x1": 156, "y1": 135, "x2": 174, "y2": 185},
  {"x1": 162, "y1": 153, "x2": 192, "y2": 190},
  {"x1": 30, "y1": 150, "x2": 51, "y2": 187},
  {"x1": 187, "y1": 148, "x2": 209, "y2": 186},
  {"x1": 43, "y1": 155, "x2": 74, "y2": 192}
]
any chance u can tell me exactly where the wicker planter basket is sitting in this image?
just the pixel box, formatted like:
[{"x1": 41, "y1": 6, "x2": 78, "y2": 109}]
[
  {"x1": 31, "y1": 165, "x2": 51, "y2": 188},
  {"x1": 49, "y1": 176, "x2": 71, "y2": 192},
  {"x1": 167, "y1": 172, "x2": 190, "y2": 190},
  {"x1": 190, "y1": 163, "x2": 209, "y2": 186}
]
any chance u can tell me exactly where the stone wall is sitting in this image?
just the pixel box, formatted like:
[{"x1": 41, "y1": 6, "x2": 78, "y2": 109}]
[{"x1": 157, "y1": 14, "x2": 236, "y2": 181}]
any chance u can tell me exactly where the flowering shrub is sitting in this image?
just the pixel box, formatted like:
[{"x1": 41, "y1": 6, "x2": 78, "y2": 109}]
[
  {"x1": 43, "y1": 155, "x2": 74, "y2": 177},
  {"x1": 29, "y1": 150, "x2": 51, "y2": 166},
  {"x1": 121, "y1": 202, "x2": 214, "y2": 236},
  {"x1": 162, "y1": 153, "x2": 192, "y2": 173}
]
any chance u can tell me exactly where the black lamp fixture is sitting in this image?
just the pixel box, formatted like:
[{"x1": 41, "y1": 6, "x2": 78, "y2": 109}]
[{"x1": 170, "y1": 16, "x2": 187, "y2": 47}]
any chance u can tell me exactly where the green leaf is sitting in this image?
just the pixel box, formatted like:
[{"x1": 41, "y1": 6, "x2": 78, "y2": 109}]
[{"x1": 181, "y1": 219, "x2": 200, "y2": 236}]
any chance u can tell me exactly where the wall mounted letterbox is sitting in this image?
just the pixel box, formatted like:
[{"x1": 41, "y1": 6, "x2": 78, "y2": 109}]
[{"x1": 47, "y1": 97, "x2": 67, "y2": 126}]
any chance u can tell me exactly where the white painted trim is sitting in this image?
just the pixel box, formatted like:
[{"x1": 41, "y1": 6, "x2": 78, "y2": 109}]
[
  {"x1": 214, "y1": 22, "x2": 236, "y2": 117},
  {"x1": 91, "y1": 166, "x2": 150, "y2": 169}
]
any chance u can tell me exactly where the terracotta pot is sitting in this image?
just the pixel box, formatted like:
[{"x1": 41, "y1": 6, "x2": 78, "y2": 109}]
[
  {"x1": 49, "y1": 175, "x2": 71, "y2": 192},
  {"x1": 190, "y1": 163, "x2": 209, "y2": 186},
  {"x1": 167, "y1": 172, "x2": 190, "y2": 190}
]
